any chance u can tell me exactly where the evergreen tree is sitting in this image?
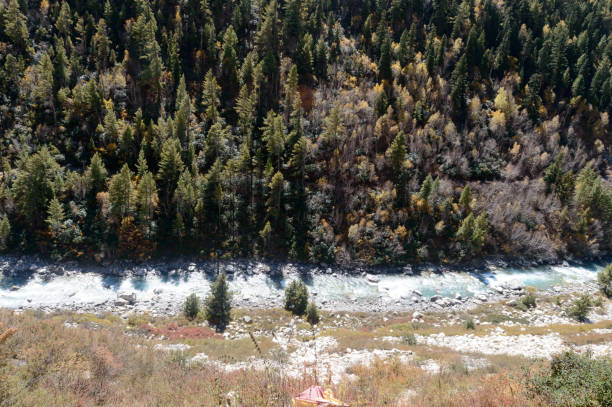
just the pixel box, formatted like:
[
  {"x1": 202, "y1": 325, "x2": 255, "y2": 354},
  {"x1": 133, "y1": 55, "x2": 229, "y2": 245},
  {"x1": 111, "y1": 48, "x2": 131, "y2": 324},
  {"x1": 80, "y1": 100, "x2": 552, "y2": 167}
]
[
  {"x1": 3, "y1": 0, "x2": 29, "y2": 50},
  {"x1": 183, "y1": 293, "x2": 200, "y2": 320},
  {"x1": 261, "y1": 111, "x2": 286, "y2": 169},
  {"x1": 378, "y1": 37, "x2": 392, "y2": 83},
  {"x1": 157, "y1": 138, "x2": 184, "y2": 217},
  {"x1": 13, "y1": 148, "x2": 63, "y2": 229},
  {"x1": 201, "y1": 70, "x2": 220, "y2": 124},
  {"x1": 88, "y1": 153, "x2": 108, "y2": 196},
  {"x1": 284, "y1": 279, "x2": 308, "y2": 315},
  {"x1": 205, "y1": 272, "x2": 231, "y2": 329},
  {"x1": 108, "y1": 164, "x2": 134, "y2": 222},
  {"x1": 136, "y1": 171, "x2": 158, "y2": 226},
  {"x1": 220, "y1": 27, "x2": 239, "y2": 111},
  {"x1": 450, "y1": 54, "x2": 468, "y2": 119},
  {"x1": 0, "y1": 214, "x2": 10, "y2": 250}
]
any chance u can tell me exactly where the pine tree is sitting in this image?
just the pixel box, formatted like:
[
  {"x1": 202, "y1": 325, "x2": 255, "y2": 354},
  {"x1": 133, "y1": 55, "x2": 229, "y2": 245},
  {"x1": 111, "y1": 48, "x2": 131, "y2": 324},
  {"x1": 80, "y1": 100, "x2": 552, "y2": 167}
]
[
  {"x1": 450, "y1": 54, "x2": 468, "y2": 118},
  {"x1": 220, "y1": 27, "x2": 239, "y2": 111},
  {"x1": 378, "y1": 37, "x2": 392, "y2": 83},
  {"x1": 459, "y1": 184, "x2": 471, "y2": 213},
  {"x1": 314, "y1": 37, "x2": 328, "y2": 79},
  {"x1": 398, "y1": 28, "x2": 413, "y2": 66},
  {"x1": 236, "y1": 84, "x2": 255, "y2": 141},
  {"x1": 93, "y1": 19, "x2": 111, "y2": 71},
  {"x1": 136, "y1": 171, "x2": 158, "y2": 225},
  {"x1": 265, "y1": 171, "x2": 285, "y2": 236},
  {"x1": 3, "y1": 0, "x2": 29, "y2": 50},
  {"x1": 174, "y1": 75, "x2": 191, "y2": 147},
  {"x1": 201, "y1": 70, "x2": 220, "y2": 123},
  {"x1": 183, "y1": 293, "x2": 200, "y2": 320},
  {"x1": 12, "y1": 148, "x2": 63, "y2": 229},
  {"x1": 46, "y1": 197, "x2": 65, "y2": 235},
  {"x1": 55, "y1": 1, "x2": 73, "y2": 38},
  {"x1": 205, "y1": 272, "x2": 231, "y2": 329},
  {"x1": 284, "y1": 279, "x2": 308, "y2": 315},
  {"x1": 88, "y1": 153, "x2": 108, "y2": 196},
  {"x1": 108, "y1": 164, "x2": 134, "y2": 222},
  {"x1": 256, "y1": 0, "x2": 281, "y2": 111},
  {"x1": 0, "y1": 214, "x2": 10, "y2": 250},
  {"x1": 157, "y1": 138, "x2": 184, "y2": 217},
  {"x1": 388, "y1": 131, "x2": 406, "y2": 176},
  {"x1": 261, "y1": 111, "x2": 286, "y2": 169}
]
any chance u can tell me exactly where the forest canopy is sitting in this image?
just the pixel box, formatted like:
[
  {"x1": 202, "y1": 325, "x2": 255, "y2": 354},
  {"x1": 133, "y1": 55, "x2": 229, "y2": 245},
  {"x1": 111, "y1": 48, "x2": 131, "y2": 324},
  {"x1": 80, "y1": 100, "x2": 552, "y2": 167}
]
[{"x1": 0, "y1": 0, "x2": 610, "y2": 265}]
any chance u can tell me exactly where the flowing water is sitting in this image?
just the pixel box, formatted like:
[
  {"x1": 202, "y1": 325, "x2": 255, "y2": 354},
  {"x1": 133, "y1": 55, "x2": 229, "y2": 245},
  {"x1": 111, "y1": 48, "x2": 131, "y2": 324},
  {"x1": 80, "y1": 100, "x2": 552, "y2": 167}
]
[{"x1": 0, "y1": 259, "x2": 607, "y2": 310}]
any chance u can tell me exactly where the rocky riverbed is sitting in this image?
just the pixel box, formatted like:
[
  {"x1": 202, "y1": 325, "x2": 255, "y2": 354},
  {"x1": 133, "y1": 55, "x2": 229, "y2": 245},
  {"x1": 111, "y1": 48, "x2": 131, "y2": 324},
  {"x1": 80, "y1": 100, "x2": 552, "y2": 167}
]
[{"x1": 0, "y1": 255, "x2": 607, "y2": 316}]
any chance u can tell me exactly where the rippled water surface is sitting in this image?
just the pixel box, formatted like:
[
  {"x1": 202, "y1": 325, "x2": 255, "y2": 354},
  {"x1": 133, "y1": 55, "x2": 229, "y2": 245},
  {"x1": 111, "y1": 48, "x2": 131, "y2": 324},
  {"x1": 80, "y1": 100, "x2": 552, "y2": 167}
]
[{"x1": 0, "y1": 261, "x2": 606, "y2": 309}]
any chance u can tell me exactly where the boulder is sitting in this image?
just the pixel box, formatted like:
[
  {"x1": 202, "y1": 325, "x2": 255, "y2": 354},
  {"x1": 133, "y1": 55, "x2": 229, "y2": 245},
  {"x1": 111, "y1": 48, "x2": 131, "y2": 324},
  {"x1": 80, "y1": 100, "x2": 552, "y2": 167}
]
[
  {"x1": 114, "y1": 298, "x2": 129, "y2": 307},
  {"x1": 455, "y1": 293, "x2": 462, "y2": 300},
  {"x1": 9, "y1": 285, "x2": 19, "y2": 291},
  {"x1": 243, "y1": 316, "x2": 253, "y2": 324},
  {"x1": 118, "y1": 292, "x2": 137, "y2": 304},
  {"x1": 412, "y1": 311, "x2": 423, "y2": 320},
  {"x1": 365, "y1": 274, "x2": 380, "y2": 283},
  {"x1": 430, "y1": 295, "x2": 442, "y2": 302}
]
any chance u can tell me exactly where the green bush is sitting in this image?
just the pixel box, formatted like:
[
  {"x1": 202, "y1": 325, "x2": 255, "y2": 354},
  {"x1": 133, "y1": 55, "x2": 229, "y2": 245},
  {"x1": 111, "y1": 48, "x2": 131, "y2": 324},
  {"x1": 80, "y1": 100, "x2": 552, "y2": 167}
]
[
  {"x1": 205, "y1": 272, "x2": 232, "y2": 329},
  {"x1": 305, "y1": 301, "x2": 320, "y2": 325},
  {"x1": 183, "y1": 293, "x2": 200, "y2": 320},
  {"x1": 518, "y1": 292, "x2": 537, "y2": 311},
  {"x1": 402, "y1": 332, "x2": 417, "y2": 345},
  {"x1": 567, "y1": 294, "x2": 592, "y2": 322},
  {"x1": 524, "y1": 351, "x2": 612, "y2": 406},
  {"x1": 597, "y1": 264, "x2": 612, "y2": 297},
  {"x1": 465, "y1": 318, "x2": 476, "y2": 330},
  {"x1": 284, "y1": 280, "x2": 309, "y2": 316}
]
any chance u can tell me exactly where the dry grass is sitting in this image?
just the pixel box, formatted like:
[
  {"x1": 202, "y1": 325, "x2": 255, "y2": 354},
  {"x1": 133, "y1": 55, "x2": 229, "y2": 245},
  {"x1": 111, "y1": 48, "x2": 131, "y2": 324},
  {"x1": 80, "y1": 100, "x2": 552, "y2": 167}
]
[{"x1": 2, "y1": 307, "x2": 610, "y2": 407}]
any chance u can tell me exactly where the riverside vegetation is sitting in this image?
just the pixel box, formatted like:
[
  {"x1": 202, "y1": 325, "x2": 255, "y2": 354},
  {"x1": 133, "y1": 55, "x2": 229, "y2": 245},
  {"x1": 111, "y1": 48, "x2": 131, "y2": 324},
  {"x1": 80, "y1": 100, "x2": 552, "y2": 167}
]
[{"x1": 0, "y1": 0, "x2": 610, "y2": 266}]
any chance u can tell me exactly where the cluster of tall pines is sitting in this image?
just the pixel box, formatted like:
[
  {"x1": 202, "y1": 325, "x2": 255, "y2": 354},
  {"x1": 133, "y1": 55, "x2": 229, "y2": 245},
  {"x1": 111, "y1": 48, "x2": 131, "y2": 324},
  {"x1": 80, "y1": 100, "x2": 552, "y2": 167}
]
[{"x1": 0, "y1": 0, "x2": 610, "y2": 264}]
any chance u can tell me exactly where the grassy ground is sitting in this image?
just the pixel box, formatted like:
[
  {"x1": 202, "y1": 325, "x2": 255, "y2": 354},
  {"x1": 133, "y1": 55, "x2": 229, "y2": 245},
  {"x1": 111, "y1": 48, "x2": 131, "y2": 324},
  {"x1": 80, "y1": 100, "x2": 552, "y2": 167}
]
[{"x1": 1, "y1": 303, "x2": 611, "y2": 406}]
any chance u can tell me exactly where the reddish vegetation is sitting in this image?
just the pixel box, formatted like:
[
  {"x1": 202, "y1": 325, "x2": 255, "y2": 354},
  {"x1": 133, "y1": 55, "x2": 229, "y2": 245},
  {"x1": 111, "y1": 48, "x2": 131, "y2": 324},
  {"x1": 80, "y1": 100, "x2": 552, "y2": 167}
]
[{"x1": 139, "y1": 323, "x2": 221, "y2": 340}]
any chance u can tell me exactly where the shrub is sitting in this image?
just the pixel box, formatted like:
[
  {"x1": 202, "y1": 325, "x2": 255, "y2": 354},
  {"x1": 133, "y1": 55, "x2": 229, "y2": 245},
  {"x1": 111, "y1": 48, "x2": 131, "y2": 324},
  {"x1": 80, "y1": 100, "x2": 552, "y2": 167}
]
[
  {"x1": 205, "y1": 272, "x2": 232, "y2": 330},
  {"x1": 518, "y1": 292, "x2": 537, "y2": 311},
  {"x1": 524, "y1": 351, "x2": 612, "y2": 406},
  {"x1": 597, "y1": 263, "x2": 612, "y2": 297},
  {"x1": 402, "y1": 332, "x2": 417, "y2": 345},
  {"x1": 567, "y1": 294, "x2": 592, "y2": 322},
  {"x1": 305, "y1": 301, "x2": 320, "y2": 325},
  {"x1": 183, "y1": 293, "x2": 200, "y2": 320},
  {"x1": 465, "y1": 318, "x2": 476, "y2": 330},
  {"x1": 284, "y1": 280, "x2": 309, "y2": 316}
]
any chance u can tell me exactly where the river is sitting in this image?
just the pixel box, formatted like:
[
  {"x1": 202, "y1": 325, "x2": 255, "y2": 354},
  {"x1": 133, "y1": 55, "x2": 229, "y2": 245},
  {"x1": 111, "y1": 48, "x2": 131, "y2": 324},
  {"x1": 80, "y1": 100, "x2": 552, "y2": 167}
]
[{"x1": 0, "y1": 257, "x2": 607, "y2": 313}]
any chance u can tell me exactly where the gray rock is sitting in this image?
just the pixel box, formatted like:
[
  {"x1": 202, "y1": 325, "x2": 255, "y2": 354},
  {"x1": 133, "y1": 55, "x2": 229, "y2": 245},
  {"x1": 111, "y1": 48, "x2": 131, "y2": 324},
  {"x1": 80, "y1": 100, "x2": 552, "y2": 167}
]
[
  {"x1": 366, "y1": 274, "x2": 380, "y2": 283},
  {"x1": 118, "y1": 292, "x2": 137, "y2": 304},
  {"x1": 430, "y1": 295, "x2": 442, "y2": 302},
  {"x1": 9, "y1": 285, "x2": 19, "y2": 291},
  {"x1": 455, "y1": 293, "x2": 462, "y2": 300},
  {"x1": 243, "y1": 316, "x2": 253, "y2": 324},
  {"x1": 506, "y1": 299, "x2": 518, "y2": 307},
  {"x1": 412, "y1": 311, "x2": 423, "y2": 319}
]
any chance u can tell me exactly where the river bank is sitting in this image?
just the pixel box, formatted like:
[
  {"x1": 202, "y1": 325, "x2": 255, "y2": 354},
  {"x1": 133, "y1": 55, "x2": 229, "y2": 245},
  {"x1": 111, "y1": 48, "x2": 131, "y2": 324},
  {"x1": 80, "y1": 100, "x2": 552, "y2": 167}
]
[{"x1": 0, "y1": 255, "x2": 608, "y2": 316}]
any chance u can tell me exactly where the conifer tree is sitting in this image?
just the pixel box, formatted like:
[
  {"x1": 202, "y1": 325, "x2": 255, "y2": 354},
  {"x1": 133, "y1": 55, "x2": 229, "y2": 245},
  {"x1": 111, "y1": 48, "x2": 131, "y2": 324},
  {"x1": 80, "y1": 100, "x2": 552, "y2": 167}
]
[
  {"x1": 157, "y1": 138, "x2": 184, "y2": 217},
  {"x1": 378, "y1": 36, "x2": 392, "y2": 83},
  {"x1": 202, "y1": 70, "x2": 220, "y2": 124},
  {"x1": 205, "y1": 272, "x2": 231, "y2": 329},
  {"x1": 108, "y1": 164, "x2": 134, "y2": 222},
  {"x1": 3, "y1": 0, "x2": 29, "y2": 50}
]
